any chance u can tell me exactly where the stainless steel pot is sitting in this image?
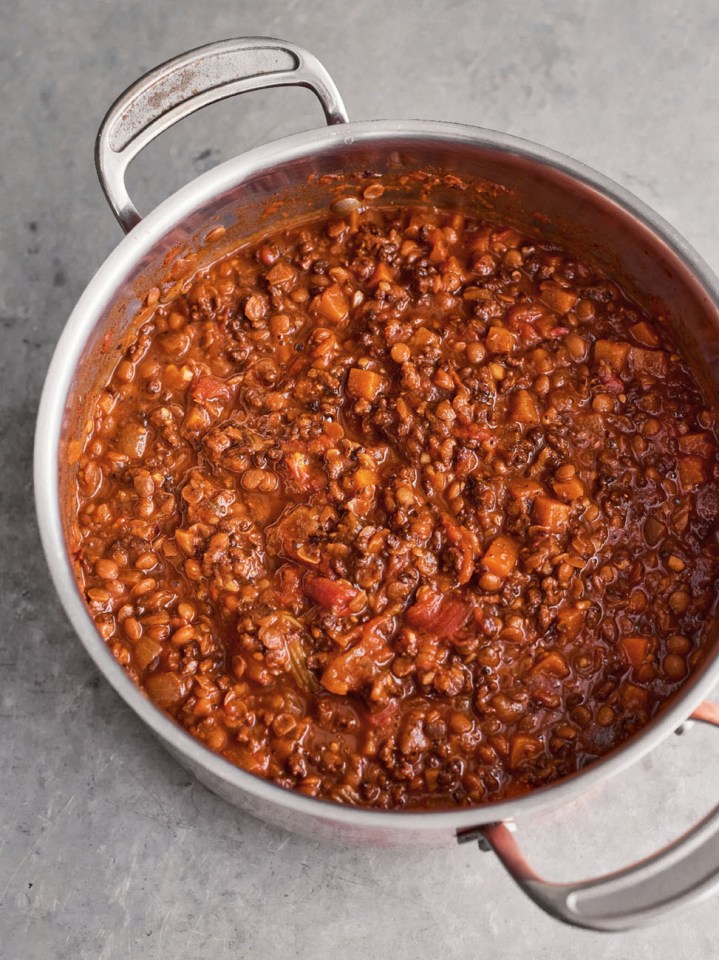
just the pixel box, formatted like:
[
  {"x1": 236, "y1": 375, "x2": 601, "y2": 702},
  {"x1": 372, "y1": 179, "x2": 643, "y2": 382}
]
[{"x1": 34, "y1": 37, "x2": 719, "y2": 932}]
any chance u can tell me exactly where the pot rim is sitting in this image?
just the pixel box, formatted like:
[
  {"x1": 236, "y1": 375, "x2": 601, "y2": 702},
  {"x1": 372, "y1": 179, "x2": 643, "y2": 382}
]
[{"x1": 34, "y1": 118, "x2": 719, "y2": 832}]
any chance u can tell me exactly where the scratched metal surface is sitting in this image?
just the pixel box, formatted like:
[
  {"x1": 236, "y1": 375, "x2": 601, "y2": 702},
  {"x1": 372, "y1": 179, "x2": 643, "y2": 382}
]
[{"x1": 1, "y1": 1, "x2": 718, "y2": 957}]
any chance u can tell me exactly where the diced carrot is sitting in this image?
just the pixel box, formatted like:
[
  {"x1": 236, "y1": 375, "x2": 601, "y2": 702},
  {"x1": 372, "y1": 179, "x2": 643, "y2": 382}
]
[
  {"x1": 353, "y1": 467, "x2": 378, "y2": 490},
  {"x1": 532, "y1": 495, "x2": 571, "y2": 532},
  {"x1": 595, "y1": 339, "x2": 630, "y2": 370},
  {"x1": 509, "y1": 734, "x2": 542, "y2": 769},
  {"x1": 630, "y1": 346, "x2": 668, "y2": 378},
  {"x1": 540, "y1": 282, "x2": 577, "y2": 314},
  {"x1": 679, "y1": 433, "x2": 715, "y2": 458},
  {"x1": 314, "y1": 283, "x2": 349, "y2": 323},
  {"x1": 411, "y1": 327, "x2": 436, "y2": 349},
  {"x1": 556, "y1": 604, "x2": 585, "y2": 641},
  {"x1": 630, "y1": 321, "x2": 660, "y2": 347},
  {"x1": 265, "y1": 260, "x2": 296, "y2": 287},
  {"x1": 621, "y1": 635, "x2": 649, "y2": 667},
  {"x1": 508, "y1": 389, "x2": 540, "y2": 424},
  {"x1": 347, "y1": 367, "x2": 383, "y2": 401},
  {"x1": 323, "y1": 420, "x2": 345, "y2": 442},
  {"x1": 532, "y1": 650, "x2": 570, "y2": 678},
  {"x1": 508, "y1": 478, "x2": 545, "y2": 502},
  {"x1": 370, "y1": 261, "x2": 396, "y2": 286},
  {"x1": 678, "y1": 455, "x2": 708, "y2": 490},
  {"x1": 134, "y1": 638, "x2": 163, "y2": 672},
  {"x1": 482, "y1": 535, "x2": 519, "y2": 579},
  {"x1": 485, "y1": 326, "x2": 517, "y2": 354},
  {"x1": 621, "y1": 683, "x2": 650, "y2": 712},
  {"x1": 552, "y1": 476, "x2": 585, "y2": 501}
]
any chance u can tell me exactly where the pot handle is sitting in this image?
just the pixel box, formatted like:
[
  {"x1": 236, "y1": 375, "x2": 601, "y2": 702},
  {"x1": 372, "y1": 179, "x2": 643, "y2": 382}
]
[
  {"x1": 466, "y1": 701, "x2": 719, "y2": 931},
  {"x1": 95, "y1": 37, "x2": 349, "y2": 233}
]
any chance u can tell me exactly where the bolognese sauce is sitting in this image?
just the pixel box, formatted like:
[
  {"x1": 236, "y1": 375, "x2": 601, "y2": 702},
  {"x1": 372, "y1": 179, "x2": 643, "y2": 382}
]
[{"x1": 71, "y1": 197, "x2": 719, "y2": 808}]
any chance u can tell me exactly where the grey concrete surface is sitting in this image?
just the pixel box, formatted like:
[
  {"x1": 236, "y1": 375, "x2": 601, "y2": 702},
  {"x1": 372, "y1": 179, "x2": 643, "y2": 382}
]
[{"x1": 1, "y1": 1, "x2": 718, "y2": 957}]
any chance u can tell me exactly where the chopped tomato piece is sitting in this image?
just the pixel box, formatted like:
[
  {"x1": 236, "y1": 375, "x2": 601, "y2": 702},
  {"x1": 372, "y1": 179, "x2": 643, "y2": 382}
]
[
  {"x1": 536, "y1": 315, "x2": 570, "y2": 339},
  {"x1": 366, "y1": 699, "x2": 399, "y2": 730},
  {"x1": 598, "y1": 370, "x2": 625, "y2": 394},
  {"x1": 192, "y1": 375, "x2": 231, "y2": 403},
  {"x1": 433, "y1": 597, "x2": 471, "y2": 639},
  {"x1": 283, "y1": 451, "x2": 326, "y2": 493},
  {"x1": 516, "y1": 322, "x2": 542, "y2": 347},
  {"x1": 405, "y1": 589, "x2": 444, "y2": 629},
  {"x1": 304, "y1": 575, "x2": 361, "y2": 616}
]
